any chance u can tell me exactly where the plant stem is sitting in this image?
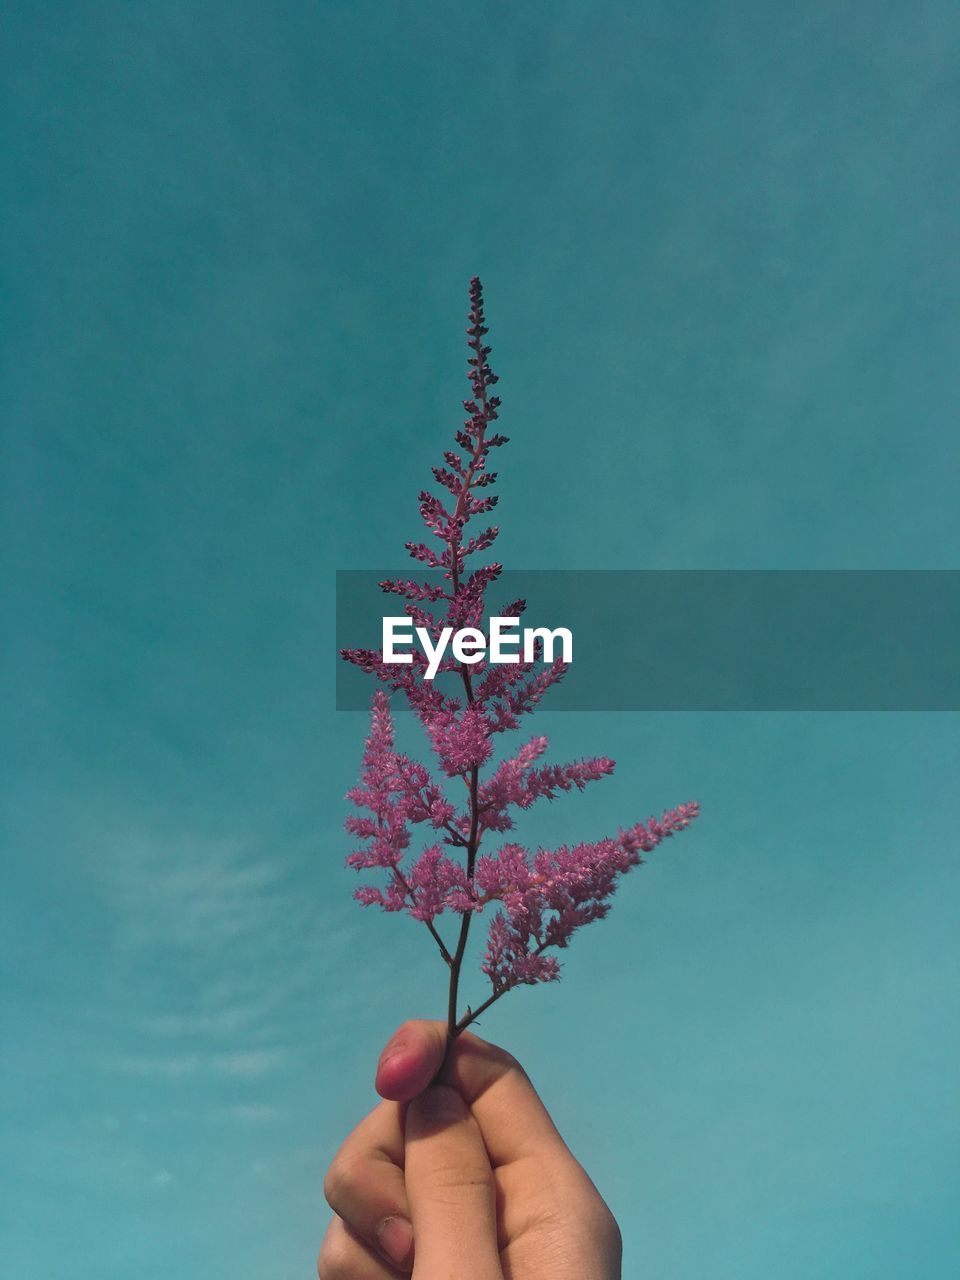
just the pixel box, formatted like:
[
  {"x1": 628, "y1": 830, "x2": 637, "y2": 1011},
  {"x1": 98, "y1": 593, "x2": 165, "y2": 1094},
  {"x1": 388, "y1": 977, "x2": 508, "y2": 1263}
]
[
  {"x1": 446, "y1": 763, "x2": 479, "y2": 1037},
  {"x1": 442, "y1": 301, "x2": 493, "y2": 1043},
  {"x1": 453, "y1": 986, "x2": 503, "y2": 1034}
]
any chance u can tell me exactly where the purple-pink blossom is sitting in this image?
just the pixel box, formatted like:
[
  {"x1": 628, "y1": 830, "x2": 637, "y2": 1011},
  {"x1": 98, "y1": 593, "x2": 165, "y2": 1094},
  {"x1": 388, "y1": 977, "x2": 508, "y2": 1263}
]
[{"x1": 341, "y1": 278, "x2": 699, "y2": 1037}]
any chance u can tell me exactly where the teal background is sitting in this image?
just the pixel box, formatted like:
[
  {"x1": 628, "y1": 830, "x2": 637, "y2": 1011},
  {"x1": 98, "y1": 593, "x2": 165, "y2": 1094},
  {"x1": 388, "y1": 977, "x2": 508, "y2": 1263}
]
[{"x1": 2, "y1": 3, "x2": 958, "y2": 1277}]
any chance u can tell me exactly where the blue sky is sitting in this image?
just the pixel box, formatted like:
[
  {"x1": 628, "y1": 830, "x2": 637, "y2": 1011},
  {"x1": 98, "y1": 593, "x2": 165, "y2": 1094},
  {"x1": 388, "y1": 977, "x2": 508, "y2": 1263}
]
[{"x1": 2, "y1": 3, "x2": 958, "y2": 1277}]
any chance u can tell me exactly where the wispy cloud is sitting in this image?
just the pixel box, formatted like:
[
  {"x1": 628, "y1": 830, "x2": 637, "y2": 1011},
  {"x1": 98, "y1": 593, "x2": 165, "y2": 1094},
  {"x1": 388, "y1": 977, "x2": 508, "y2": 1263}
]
[
  {"x1": 211, "y1": 1048, "x2": 288, "y2": 1079},
  {"x1": 134, "y1": 1000, "x2": 270, "y2": 1039},
  {"x1": 97, "y1": 829, "x2": 293, "y2": 955},
  {"x1": 86, "y1": 821, "x2": 314, "y2": 1084},
  {"x1": 71, "y1": 804, "x2": 358, "y2": 1103},
  {"x1": 112, "y1": 1047, "x2": 288, "y2": 1080},
  {"x1": 212, "y1": 1104, "x2": 282, "y2": 1124}
]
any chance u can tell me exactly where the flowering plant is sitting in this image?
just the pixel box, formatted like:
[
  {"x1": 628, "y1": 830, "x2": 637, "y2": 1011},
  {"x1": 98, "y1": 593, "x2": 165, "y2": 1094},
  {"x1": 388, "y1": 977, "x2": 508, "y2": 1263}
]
[{"x1": 341, "y1": 278, "x2": 698, "y2": 1042}]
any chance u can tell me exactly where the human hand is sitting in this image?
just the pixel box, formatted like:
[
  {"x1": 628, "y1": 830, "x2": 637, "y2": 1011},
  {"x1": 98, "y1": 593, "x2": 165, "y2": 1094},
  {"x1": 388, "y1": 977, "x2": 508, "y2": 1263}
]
[{"x1": 318, "y1": 1019, "x2": 622, "y2": 1279}]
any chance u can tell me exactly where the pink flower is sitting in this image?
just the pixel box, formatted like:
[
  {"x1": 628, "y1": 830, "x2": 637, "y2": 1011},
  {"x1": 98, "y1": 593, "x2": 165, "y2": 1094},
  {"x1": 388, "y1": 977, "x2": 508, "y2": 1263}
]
[
  {"x1": 341, "y1": 280, "x2": 699, "y2": 1038},
  {"x1": 344, "y1": 692, "x2": 412, "y2": 871}
]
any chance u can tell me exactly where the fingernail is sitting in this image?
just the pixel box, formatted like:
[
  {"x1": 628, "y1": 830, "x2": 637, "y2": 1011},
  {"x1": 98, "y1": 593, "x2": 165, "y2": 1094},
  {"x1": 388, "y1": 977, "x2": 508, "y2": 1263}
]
[
  {"x1": 375, "y1": 1215, "x2": 414, "y2": 1268},
  {"x1": 377, "y1": 1037, "x2": 404, "y2": 1071}
]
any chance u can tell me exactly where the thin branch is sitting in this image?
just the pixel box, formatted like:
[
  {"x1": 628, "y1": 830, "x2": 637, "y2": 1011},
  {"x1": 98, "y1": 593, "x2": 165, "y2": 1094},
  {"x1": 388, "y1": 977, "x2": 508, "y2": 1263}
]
[
  {"x1": 391, "y1": 866, "x2": 453, "y2": 966},
  {"x1": 453, "y1": 939, "x2": 552, "y2": 1036}
]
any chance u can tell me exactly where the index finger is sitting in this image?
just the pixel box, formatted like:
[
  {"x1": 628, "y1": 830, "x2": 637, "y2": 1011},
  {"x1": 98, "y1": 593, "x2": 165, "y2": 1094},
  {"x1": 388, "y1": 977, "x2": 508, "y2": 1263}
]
[{"x1": 376, "y1": 1019, "x2": 569, "y2": 1169}]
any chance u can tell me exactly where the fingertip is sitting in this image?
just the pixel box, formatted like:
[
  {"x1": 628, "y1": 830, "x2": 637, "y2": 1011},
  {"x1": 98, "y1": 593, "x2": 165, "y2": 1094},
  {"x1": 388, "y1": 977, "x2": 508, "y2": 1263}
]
[
  {"x1": 375, "y1": 1049, "x2": 430, "y2": 1101},
  {"x1": 375, "y1": 1020, "x2": 447, "y2": 1101}
]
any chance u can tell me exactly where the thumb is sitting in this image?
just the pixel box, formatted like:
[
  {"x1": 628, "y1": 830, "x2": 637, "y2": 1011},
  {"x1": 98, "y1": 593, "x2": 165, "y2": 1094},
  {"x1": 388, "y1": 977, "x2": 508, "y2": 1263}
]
[{"x1": 404, "y1": 1085, "x2": 503, "y2": 1280}]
